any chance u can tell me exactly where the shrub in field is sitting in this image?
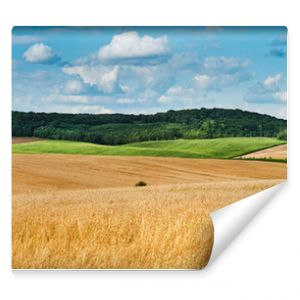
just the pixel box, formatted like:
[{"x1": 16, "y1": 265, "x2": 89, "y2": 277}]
[{"x1": 135, "y1": 181, "x2": 147, "y2": 187}]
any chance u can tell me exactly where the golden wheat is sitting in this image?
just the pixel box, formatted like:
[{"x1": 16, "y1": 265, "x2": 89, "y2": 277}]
[
  {"x1": 12, "y1": 154, "x2": 286, "y2": 269},
  {"x1": 12, "y1": 179, "x2": 283, "y2": 269}
]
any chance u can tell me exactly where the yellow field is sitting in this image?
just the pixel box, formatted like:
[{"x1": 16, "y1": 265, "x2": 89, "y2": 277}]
[
  {"x1": 240, "y1": 144, "x2": 287, "y2": 159},
  {"x1": 13, "y1": 154, "x2": 287, "y2": 194},
  {"x1": 12, "y1": 154, "x2": 287, "y2": 269}
]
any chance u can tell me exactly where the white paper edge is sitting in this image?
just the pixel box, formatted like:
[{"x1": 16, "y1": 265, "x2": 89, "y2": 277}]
[{"x1": 208, "y1": 181, "x2": 286, "y2": 265}]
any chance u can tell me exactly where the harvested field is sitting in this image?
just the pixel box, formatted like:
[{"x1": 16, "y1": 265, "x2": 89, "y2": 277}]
[
  {"x1": 13, "y1": 154, "x2": 287, "y2": 195},
  {"x1": 12, "y1": 137, "x2": 43, "y2": 144},
  {"x1": 12, "y1": 154, "x2": 286, "y2": 269},
  {"x1": 240, "y1": 144, "x2": 287, "y2": 159}
]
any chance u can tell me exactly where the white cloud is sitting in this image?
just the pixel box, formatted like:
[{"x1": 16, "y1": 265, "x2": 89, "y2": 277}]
[
  {"x1": 119, "y1": 64, "x2": 175, "y2": 93},
  {"x1": 194, "y1": 74, "x2": 218, "y2": 90},
  {"x1": 62, "y1": 65, "x2": 119, "y2": 93},
  {"x1": 135, "y1": 89, "x2": 160, "y2": 104},
  {"x1": 157, "y1": 95, "x2": 173, "y2": 104},
  {"x1": 168, "y1": 52, "x2": 202, "y2": 70},
  {"x1": 23, "y1": 43, "x2": 57, "y2": 63},
  {"x1": 42, "y1": 94, "x2": 90, "y2": 104},
  {"x1": 191, "y1": 56, "x2": 253, "y2": 92},
  {"x1": 275, "y1": 91, "x2": 287, "y2": 102},
  {"x1": 13, "y1": 35, "x2": 42, "y2": 44},
  {"x1": 51, "y1": 105, "x2": 113, "y2": 114},
  {"x1": 100, "y1": 66, "x2": 120, "y2": 93},
  {"x1": 63, "y1": 79, "x2": 84, "y2": 94},
  {"x1": 158, "y1": 86, "x2": 189, "y2": 104},
  {"x1": 99, "y1": 107, "x2": 113, "y2": 114},
  {"x1": 165, "y1": 86, "x2": 183, "y2": 95},
  {"x1": 116, "y1": 98, "x2": 135, "y2": 104},
  {"x1": 263, "y1": 73, "x2": 282, "y2": 89},
  {"x1": 203, "y1": 56, "x2": 250, "y2": 74},
  {"x1": 98, "y1": 31, "x2": 168, "y2": 60},
  {"x1": 23, "y1": 43, "x2": 60, "y2": 64},
  {"x1": 69, "y1": 105, "x2": 113, "y2": 114},
  {"x1": 194, "y1": 72, "x2": 252, "y2": 92},
  {"x1": 158, "y1": 85, "x2": 211, "y2": 105},
  {"x1": 244, "y1": 74, "x2": 286, "y2": 104},
  {"x1": 127, "y1": 65, "x2": 159, "y2": 87}
]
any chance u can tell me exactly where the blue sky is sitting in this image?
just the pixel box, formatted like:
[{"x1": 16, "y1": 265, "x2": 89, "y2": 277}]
[{"x1": 12, "y1": 26, "x2": 287, "y2": 118}]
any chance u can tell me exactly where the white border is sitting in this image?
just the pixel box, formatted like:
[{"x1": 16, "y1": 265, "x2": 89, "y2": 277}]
[{"x1": 1, "y1": 1, "x2": 299, "y2": 299}]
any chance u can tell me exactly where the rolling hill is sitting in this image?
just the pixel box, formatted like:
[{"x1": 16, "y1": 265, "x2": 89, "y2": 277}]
[{"x1": 12, "y1": 137, "x2": 286, "y2": 159}]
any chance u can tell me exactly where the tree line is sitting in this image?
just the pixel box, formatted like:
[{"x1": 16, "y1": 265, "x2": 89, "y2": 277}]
[{"x1": 12, "y1": 108, "x2": 287, "y2": 145}]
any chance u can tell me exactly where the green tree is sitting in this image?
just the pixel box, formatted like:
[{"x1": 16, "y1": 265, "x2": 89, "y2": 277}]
[{"x1": 277, "y1": 129, "x2": 287, "y2": 141}]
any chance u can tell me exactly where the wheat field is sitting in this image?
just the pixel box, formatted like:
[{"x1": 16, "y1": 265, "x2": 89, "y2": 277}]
[
  {"x1": 12, "y1": 154, "x2": 287, "y2": 269},
  {"x1": 13, "y1": 154, "x2": 286, "y2": 194}
]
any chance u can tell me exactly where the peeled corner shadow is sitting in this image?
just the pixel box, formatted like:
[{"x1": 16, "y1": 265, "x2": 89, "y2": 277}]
[{"x1": 208, "y1": 181, "x2": 287, "y2": 266}]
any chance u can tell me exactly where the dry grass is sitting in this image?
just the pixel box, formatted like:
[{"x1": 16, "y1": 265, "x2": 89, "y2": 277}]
[
  {"x1": 12, "y1": 154, "x2": 287, "y2": 269},
  {"x1": 240, "y1": 144, "x2": 287, "y2": 159}
]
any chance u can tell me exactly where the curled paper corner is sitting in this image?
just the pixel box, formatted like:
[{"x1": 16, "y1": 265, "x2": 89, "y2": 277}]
[{"x1": 208, "y1": 181, "x2": 287, "y2": 266}]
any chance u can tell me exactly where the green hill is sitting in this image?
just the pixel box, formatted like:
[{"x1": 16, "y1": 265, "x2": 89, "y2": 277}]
[
  {"x1": 12, "y1": 108, "x2": 287, "y2": 145},
  {"x1": 12, "y1": 137, "x2": 285, "y2": 159}
]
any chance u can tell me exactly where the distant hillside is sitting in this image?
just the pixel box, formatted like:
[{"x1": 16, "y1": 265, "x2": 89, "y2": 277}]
[{"x1": 12, "y1": 108, "x2": 287, "y2": 145}]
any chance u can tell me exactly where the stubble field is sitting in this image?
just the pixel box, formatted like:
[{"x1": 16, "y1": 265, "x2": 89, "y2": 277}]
[{"x1": 240, "y1": 144, "x2": 287, "y2": 159}]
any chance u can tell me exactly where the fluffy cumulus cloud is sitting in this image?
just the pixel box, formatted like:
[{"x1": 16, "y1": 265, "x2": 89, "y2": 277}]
[
  {"x1": 19, "y1": 46, "x2": 255, "y2": 113},
  {"x1": 60, "y1": 40, "x2": 253, "y2": 109},
  {"x1": 98, "y1": 31, "x2": 169, "y2": 60},
  {"x1": 23, "y1": 43, "x2": 60, "y2": 64},
  {"x1": 112, "y1": 55, "x2": 252, "y2": 104},
  {"x1": 244, "y1": 73, "x2": 287, "y2": 104},
  {"x1": 12, "y1": 27, "x2": 287, "y2": 118},
  {"x1": 61, "y1": 44, "x2": 175, "y2": 105},
  {"x1": 62, "y1": 65, "x2": 120, "y2": 93}
]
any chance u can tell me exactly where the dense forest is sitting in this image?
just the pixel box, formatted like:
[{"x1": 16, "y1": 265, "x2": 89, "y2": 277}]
[{"x1": 12, "y1": 108, "x2": 287, "y2": 145}]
